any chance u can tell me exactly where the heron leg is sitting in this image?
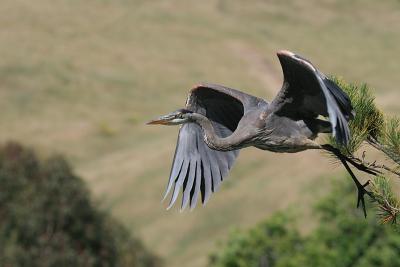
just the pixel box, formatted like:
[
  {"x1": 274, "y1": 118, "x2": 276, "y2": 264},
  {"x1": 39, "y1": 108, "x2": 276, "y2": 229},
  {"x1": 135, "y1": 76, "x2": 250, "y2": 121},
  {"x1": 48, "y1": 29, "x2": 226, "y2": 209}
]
[
  {"x1": 321, "y1": 144, "x2": 373, "y2": 217},
  {"x1": 336, "y1": 155, "x2": 372, "y2": 218}
]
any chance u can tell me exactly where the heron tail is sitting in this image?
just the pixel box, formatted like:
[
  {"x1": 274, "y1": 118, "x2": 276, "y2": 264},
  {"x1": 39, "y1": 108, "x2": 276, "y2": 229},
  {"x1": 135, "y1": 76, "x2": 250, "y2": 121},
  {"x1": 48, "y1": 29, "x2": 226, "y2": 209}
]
[{"x1": 324, "y1": 78, "x2": 355, "y2": 121}]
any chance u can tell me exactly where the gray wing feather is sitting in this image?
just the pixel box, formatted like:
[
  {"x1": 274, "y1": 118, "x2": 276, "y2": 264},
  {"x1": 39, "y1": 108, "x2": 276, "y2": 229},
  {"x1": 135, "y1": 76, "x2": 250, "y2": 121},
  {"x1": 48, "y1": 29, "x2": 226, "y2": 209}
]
[
  {"x1": 164, "y1": 123, "x2": 239, "y2": 210},
  {"x1": 316, "y1": 75, "x2": 350, "y2": 143},
  {"x1": 167, "y1": 160, "x2": 189, "y2": 210},
  {"x1": 209, "y1": 150, "x2": 223, "y2": 192},
  {"x1": 181, "y1": 158, "x2": 197, "y2": 210},
  {"x1": 162, "y1": 152, "x2": 183, "y2": 202},
  {"x1": 197, "y1": 133, "x2": 213, "y2": 205},
  {"x1": 163, "y1": 83, "x2": 262, "y2": 210},
  {"x1": 190, "y1": 158, "x2": 202, "y2": 210}
]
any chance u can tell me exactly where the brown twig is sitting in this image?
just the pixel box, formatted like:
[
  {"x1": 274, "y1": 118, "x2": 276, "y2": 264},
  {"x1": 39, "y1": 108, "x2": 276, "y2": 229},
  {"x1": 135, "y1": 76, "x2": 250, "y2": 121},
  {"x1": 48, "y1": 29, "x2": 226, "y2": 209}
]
[
  {"x1": 350, "y1": 155, "x2": 400, "y2": 178},
  {"x1": 367, "y1": 137, "x2": 400, "y2": 166}
]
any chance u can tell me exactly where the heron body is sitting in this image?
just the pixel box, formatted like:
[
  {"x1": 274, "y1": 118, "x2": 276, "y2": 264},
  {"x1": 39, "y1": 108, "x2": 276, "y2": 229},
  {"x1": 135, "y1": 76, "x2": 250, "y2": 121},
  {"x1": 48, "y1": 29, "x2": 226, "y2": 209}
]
[
  {"x1": 148, "y1": 50, "x2": 355, "y2": 210},
  {"x1": 195, "y1": 96, "x2": 320, "y2": 153}
]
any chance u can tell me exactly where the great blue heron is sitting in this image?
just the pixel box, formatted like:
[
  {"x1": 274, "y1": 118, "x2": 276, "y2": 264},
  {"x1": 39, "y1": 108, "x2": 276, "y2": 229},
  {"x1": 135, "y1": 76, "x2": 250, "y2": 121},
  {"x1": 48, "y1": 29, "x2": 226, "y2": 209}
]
[{"x1": 148, "y1": 50, "x2": 374, "y2": 215}]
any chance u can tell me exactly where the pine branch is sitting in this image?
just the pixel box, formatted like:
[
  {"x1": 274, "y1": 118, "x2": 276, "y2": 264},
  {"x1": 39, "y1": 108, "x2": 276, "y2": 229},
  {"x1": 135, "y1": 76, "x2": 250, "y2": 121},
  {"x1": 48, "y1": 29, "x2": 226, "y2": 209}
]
[
  {"x1": 325, "y1": 77, "x2": 400, "y2": 224},
  {"x1": 349, "y1": 151, "x2": 400, "y2": 178},
  {"x1": 369, "y1": 176, "x2": 400, "y2": 224},
  {"x1": 368, "y1": 135, "x2": 400, "y2": 166}
]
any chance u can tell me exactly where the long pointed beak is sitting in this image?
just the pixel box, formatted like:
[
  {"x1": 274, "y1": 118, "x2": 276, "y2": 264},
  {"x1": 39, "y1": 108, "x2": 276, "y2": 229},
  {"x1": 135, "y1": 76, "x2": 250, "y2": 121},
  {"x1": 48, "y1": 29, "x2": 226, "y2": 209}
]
[
  {"x1": 146, "y1": 118, "x2": 169, "y2": 125},
  {"x1": 146, "y1": 111, "x2": 186, "y2": 126}
]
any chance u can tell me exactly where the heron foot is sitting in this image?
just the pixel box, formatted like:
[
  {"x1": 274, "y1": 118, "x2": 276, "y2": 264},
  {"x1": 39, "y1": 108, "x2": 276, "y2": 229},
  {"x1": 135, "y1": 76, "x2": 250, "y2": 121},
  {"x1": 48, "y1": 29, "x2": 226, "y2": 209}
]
[
  {"x1": 355, "y1": 180, "x2": 371, "y2": 218},
  {"x1": 321, "y1": 144, "x2": 373, "y2": 217}
]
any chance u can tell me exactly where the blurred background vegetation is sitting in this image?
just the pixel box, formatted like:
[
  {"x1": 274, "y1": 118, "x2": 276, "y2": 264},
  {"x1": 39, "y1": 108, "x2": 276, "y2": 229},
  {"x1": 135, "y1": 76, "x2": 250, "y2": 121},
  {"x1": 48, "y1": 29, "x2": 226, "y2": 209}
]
[
  {"x1": 1, "y1": 0, "x2": 400, "y2": 266},
  {"x1": 0, "y1": 142, "x2": 161, "y2": 267},
  {"x1": 210, "y1": 179, "x2": 400, "y2": 267}
]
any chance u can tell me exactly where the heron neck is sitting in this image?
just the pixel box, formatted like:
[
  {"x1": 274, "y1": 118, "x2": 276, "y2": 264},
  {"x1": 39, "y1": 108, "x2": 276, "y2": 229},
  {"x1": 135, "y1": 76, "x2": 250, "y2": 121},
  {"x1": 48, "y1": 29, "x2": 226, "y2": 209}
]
[{"x1": 189, "y1": 113, "x2": 245, "y2": 151}]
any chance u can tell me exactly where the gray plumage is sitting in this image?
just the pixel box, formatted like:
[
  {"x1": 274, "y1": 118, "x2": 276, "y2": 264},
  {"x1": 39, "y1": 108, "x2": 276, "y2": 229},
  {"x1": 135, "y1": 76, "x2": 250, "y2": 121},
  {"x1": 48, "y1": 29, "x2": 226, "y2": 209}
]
[{"x1": 148, "y1": 50, "x2": 355, "y2": 211}]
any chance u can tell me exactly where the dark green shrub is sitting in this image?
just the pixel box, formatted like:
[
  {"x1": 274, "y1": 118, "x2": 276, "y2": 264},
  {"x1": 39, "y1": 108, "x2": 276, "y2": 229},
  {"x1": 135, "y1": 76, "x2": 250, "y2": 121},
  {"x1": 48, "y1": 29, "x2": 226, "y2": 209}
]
[
  {"x1": 0, "y1": 142, "x2": 161, "y2": 267},
  {"x1": 210, "y1": 179, "x2": 400, "y2": 267}
]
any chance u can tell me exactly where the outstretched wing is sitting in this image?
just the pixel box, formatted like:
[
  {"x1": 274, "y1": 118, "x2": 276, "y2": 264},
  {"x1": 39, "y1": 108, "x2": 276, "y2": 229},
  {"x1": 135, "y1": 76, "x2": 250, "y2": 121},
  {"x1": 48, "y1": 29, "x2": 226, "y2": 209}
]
[
  {"x1": 270, "y1": 51, "x2": 354, "y2": 144},
  {"x1": 164, "y1": 83, "x2": 261, "y2": 210}
]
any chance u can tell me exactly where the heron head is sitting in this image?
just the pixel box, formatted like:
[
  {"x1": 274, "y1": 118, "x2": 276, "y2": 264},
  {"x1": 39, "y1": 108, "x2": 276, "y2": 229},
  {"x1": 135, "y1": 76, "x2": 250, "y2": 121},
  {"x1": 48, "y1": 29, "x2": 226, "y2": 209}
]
[{"x1": 146, "y1": 109, "x2": 193, "y2": 126}]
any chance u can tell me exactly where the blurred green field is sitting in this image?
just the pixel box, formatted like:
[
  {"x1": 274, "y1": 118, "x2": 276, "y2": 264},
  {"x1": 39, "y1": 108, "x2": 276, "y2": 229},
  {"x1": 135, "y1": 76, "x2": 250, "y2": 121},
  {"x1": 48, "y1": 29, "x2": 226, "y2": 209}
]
[{"x1": 1, "y1": 0, "x2": 400, "y2": 266}]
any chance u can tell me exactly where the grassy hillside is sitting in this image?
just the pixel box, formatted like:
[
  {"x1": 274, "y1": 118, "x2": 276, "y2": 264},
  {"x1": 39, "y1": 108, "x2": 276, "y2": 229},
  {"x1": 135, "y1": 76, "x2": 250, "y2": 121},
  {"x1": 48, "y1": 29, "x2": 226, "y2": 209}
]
[{"x1": 1, "y1": 0, "x2": 400, "y2": 266}]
